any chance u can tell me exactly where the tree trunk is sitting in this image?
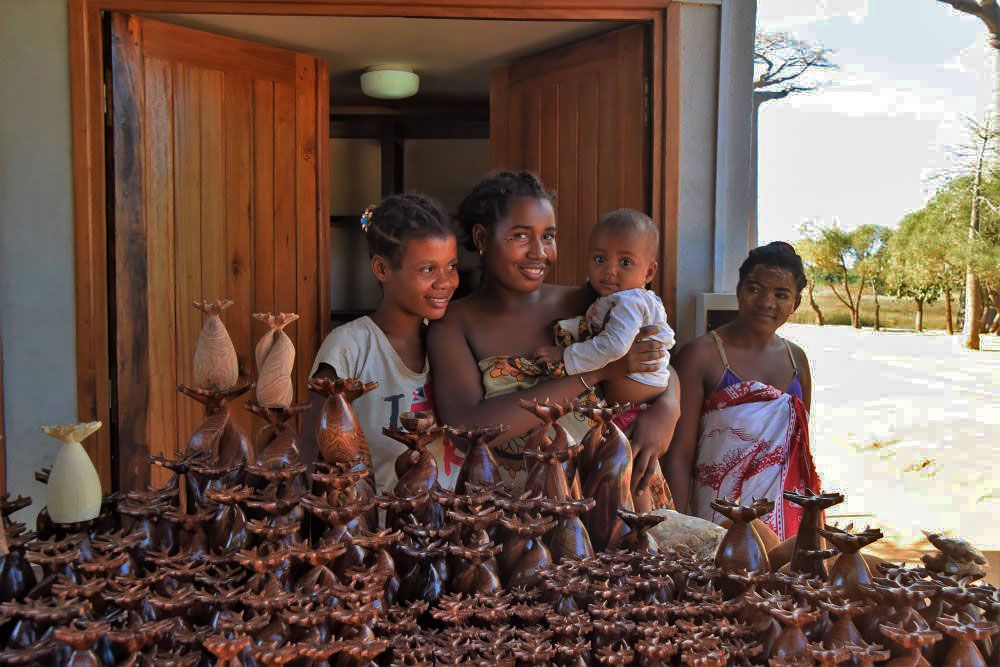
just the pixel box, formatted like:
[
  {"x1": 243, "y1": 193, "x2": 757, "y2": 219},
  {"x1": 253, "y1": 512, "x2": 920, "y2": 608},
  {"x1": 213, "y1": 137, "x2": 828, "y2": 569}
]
[
  {"x1": 945, "y1": 289, "x2": 954, "y2": 335},
  {"x1": 872, "y1": 280, "x2": 881, "y2": 332},
  {"x1": 807, "y1": 283, "x2": 825, "y2": 325},
  {"x1": 851, "y1": 307, "x2": 861, "y2": 329},
  {"x1": 915, "y1": 298, "x2": 925, "y2": 333}
]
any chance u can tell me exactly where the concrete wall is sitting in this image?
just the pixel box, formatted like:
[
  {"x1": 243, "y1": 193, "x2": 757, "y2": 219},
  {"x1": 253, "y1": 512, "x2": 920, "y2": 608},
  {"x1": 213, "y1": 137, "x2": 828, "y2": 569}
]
[{"x1": 0, "y1": 0, "x2": 78, "y2": 521}]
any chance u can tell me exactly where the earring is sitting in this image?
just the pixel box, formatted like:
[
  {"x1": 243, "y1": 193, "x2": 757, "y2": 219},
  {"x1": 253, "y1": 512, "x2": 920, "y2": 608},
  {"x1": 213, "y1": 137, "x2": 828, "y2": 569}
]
[{"x1": 478, "y1": 247, "x2": 484, "y2": 256}]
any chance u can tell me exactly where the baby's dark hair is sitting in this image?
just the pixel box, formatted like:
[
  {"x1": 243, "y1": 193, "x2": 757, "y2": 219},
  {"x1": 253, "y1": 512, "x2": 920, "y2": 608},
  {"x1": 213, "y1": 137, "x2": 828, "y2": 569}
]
[
  {"x1": 595, "y1": 208, "x2": 660, "y2": 249},
  {"x1": 364, "y1": 193, "x2": 457, "y2": 267},
  {"x1": 738, "y1": 241, "x2": 808, "y2": 294},
  {"x1": 456, "y1": 171, "x2": 555, "y2": 251}
]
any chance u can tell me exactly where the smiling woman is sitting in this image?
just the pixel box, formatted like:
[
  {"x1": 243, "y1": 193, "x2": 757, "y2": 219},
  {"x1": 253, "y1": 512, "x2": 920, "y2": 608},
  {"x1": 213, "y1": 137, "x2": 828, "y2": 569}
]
[{"x1": 664, "y1": 241, "x2": 820, "y2": 541}]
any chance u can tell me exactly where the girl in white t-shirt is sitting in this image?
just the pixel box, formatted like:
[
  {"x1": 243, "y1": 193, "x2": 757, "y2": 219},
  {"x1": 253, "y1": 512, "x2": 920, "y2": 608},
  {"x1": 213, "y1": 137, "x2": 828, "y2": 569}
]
[{"x1": 300, "y1": 193, "x2": 463, "y2": 491}]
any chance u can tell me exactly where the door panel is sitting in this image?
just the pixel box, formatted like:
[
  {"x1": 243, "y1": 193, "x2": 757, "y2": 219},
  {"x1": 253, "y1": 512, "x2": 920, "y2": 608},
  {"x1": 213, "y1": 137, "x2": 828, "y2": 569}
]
[
  {"x1": 109, "y1": 13, "x2": 328, "y2": 491},
  {"x1": 491, "y1": 24, "x2": 649, "y2": 286}
]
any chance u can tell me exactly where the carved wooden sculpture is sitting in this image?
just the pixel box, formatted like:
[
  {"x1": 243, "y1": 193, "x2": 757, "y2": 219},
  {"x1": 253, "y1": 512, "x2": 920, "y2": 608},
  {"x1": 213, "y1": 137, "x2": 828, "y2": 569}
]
[
  {"x1": 818, "y1": 524, "x2": 884, "y2": 598},
  {"x1": 193, "y1": 299, "x2": 239, "y2": 391},
  {"x1": 543, "y1": 497, "x2": 597, "y2": 563},
  {"x1": 40, "y1": 421, "x2": 103, "y2": 524},
  {"x1": 879, "y1": 621, "x2": 942, "y2": 667},
  {"x1": 578, "y1": 404, "x2": 636, "y2": 552},
  {"x1": 922, "y1": 532, "x2": 990, "y2": 582},
  {"x1": 498, "y1": 513, "x2": 556, "y2": 589},
  {"x1": 712, "y1": 497, "x2": 773, "y2": 584},
  {"x1": 784, "y1": 488, "x2": 844, "y2": 578},
  {"x1": 617, "y1": 509, "x2": 666, "y2": 554},
  {"x1": 520, "y1": 399, "x2": 581, "y2": 498},
  {"x1": 252, "y1": 312, "x2": 298, "y2": 408},
  {"x1": 449, "y1": 424, "x2": 510, "y2": 495},
  {"x1": 935, "y1": 614, "x2": 997, "y2": 667},
  {"x1": 0, "y1": 523, "x2": 37, "y2": 603}
]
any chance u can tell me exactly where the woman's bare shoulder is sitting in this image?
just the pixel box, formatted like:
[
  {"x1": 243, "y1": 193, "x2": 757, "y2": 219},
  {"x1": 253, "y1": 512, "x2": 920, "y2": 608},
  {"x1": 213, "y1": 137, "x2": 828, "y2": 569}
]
[
  {"x1": 542, "y1": 283, "x2": 592, "y2": 311},
  {"x1": 674, "y1": 334, "x2": 721, "y2": 370}
]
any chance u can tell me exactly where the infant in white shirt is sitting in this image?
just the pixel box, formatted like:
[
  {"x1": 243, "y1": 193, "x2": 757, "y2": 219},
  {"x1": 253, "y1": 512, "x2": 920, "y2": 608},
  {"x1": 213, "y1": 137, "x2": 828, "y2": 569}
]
[{"x1": 533, "y1": 209, "x2": 675, "y2": 412}]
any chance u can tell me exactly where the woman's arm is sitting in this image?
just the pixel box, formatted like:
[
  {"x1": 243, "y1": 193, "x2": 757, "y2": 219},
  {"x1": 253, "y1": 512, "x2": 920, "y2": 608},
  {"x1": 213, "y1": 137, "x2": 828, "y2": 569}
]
[
  {"x1": 662, "y1": 341, "x2": 709, "y2": 514},
  {"x1": 428, "y1": 318, "x2": 665, "y2": 437},
  {"x1": 791, "y1": 342, "x2": 812, "y2": 412},
  {"x1": 629, "y1": 369, "x2": 681, "y2": 495}
]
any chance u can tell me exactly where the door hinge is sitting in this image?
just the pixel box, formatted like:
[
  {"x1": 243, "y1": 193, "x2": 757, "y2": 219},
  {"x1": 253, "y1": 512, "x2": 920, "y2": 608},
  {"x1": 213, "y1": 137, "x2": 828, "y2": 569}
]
[{"x1": 642, "y1": 77, "x2": 651, "y2": 127}]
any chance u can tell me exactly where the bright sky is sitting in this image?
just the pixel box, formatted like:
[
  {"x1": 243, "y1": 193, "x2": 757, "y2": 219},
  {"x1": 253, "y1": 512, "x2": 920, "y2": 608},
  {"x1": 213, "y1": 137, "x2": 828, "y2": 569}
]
[{"x1": 756, "y1": 0, "x2": 997, "y2": 244}]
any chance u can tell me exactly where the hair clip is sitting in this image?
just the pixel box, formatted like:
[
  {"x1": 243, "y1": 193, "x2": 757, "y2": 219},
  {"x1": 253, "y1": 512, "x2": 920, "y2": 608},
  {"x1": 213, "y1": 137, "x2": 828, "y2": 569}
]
[{"x1": 360, "y1": 205, "x2": 377, "y2": 233}]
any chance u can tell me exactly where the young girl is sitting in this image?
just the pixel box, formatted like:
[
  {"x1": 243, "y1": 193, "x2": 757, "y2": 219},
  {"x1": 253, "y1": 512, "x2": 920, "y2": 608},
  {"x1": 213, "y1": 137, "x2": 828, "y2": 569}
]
[
  {"x1": 533, "y1": 209, "x2": 676, "y2": 432},
  {"x1": 299, "y1": 193, "x2": 463, "y2": 492}
]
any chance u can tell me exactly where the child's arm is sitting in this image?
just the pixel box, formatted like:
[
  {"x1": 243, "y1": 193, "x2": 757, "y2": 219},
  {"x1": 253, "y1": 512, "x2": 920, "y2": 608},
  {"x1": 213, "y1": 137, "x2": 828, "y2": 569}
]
[
  {"x1": 531, "y1": 345, "x2": 565, "y2": 365},
  {"x1": 562, "y1": 299, "x2": 646, "y2": 375}
]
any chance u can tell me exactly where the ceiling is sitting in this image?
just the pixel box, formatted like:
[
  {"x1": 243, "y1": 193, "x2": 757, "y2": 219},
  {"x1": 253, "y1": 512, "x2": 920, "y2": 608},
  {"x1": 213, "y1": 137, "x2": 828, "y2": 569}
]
[{"x1": 147, "y1": 14, "x2": 629, "y2": 100}]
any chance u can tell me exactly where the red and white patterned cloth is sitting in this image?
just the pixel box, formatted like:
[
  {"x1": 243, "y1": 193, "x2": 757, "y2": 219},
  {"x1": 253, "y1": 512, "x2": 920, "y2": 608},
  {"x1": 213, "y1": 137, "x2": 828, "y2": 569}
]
[{"x1": 689, "y1": 380, "x2": 820, "y2": 540}]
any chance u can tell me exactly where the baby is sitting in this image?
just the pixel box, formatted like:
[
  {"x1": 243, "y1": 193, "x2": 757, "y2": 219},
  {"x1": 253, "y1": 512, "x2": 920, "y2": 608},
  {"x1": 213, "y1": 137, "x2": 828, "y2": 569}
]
[{"x1": 533, "y1": 209, "x2": 674, "y2": 427}]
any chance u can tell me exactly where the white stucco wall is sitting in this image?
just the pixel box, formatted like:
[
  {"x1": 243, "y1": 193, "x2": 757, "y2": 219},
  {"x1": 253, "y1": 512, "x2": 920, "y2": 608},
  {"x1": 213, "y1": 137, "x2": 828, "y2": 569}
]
[{"x1": 0, "y1": 0, "x2": 78, "y2": 520}]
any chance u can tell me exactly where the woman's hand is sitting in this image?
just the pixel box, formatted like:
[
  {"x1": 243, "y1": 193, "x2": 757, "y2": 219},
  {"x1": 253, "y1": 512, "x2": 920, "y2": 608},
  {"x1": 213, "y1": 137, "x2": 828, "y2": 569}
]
[
  {"x1": 599, "y1": 325, "x2": 666, "y2": 381},
  {"x1": 630, "y1": 370, "x2": 681, "y2": 496}
]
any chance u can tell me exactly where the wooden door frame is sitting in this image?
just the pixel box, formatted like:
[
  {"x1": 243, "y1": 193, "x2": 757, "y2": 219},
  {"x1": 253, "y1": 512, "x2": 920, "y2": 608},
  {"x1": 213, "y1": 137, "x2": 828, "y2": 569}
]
[{"x1": 68, "y1": 0, "x2": 680, "y2": 489}]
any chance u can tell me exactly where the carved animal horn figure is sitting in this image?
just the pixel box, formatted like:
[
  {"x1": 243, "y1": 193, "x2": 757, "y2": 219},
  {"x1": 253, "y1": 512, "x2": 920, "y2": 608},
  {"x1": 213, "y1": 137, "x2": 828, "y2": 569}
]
[
  {"x1": 252, "y1": 312, "x2": 298, "y2": 408},
  {"x1": 449, "y1": 425, "x2": 510, "y2": 495},
  {"x1": 784, "y1": 488, "x2": 844, "y2": 578},
  {"x1": 580, "y1": 404, "x2": 636, "y2": 552},
  {"x1": 192, "y1": 299, "x2": 239, "y2": 391},
  {"x1": 40, "y1": 421, "x2": 103, "y2": 524}
]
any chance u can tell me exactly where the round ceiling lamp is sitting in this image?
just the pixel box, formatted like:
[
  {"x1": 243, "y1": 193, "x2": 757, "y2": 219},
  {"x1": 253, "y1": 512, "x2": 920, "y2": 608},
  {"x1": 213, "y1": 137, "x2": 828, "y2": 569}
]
[{"x1": 360, "y1": 64, "x2": 420, "y2": 100}]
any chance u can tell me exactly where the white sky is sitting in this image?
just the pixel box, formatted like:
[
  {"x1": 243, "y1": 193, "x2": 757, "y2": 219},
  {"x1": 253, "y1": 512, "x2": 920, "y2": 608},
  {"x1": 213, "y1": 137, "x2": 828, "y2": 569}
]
[{"x1": 756, "y1": 0, "x2": 997, "y2": 243}]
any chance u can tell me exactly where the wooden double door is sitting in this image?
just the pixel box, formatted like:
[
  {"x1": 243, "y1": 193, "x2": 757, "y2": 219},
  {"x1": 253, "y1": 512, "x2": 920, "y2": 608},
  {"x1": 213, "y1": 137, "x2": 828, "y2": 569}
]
[
  {"x1": 105, "y1": 15, "x2": 649, "y2": 491},
  {"x1": 107, "y1": 13, "x2": 328, "y2": 490}
]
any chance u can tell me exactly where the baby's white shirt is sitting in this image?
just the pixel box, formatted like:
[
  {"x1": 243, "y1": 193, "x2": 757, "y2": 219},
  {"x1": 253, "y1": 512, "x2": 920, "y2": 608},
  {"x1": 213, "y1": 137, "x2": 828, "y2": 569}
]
[{"x1": 563, "y1": 288, "x2": 675, "y2": 387}]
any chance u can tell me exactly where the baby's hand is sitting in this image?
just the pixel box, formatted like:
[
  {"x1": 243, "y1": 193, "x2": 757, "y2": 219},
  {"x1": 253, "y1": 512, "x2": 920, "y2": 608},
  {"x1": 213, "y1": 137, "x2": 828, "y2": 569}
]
[{"x1": 532, "y1": 345, "x2": 565, "y2": 365}]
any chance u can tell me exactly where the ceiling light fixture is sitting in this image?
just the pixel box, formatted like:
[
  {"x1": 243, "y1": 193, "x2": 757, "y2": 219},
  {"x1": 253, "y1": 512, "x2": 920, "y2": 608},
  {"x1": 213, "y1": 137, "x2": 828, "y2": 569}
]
[{"x1": 360, "y1": 65, "x2": 419, "y2": 100}]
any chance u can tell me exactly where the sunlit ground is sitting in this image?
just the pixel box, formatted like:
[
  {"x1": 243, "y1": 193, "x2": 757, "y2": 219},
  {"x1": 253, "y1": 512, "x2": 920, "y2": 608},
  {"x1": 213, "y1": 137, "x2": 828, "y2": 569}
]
[{"x1": 779, "y1": 324, "x2": 1000, "y2": 573}]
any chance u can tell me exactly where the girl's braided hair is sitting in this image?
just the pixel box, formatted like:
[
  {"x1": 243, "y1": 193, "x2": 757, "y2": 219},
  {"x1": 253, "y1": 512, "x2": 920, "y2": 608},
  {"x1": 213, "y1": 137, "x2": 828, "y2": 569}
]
[
  {"x1": 363, "y1": 193, "x2": 457, "y2": 267},
  {"x1": 456, "y1": 171, "x2": 555, "y2": 251}
]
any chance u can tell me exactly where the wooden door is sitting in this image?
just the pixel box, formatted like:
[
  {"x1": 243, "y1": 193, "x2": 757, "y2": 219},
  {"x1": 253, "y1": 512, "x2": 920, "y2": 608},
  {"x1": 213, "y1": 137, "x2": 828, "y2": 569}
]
[
  {"x1": 108, "y1": 13, "x2": 329, "y2": 491},
  {"x1": 490, "y1": 24, "x2": 650, "y2": 286}
]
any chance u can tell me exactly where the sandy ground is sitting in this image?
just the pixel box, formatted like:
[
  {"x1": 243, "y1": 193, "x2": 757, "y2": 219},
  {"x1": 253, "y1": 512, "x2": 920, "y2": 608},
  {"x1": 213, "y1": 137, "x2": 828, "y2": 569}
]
[{"x1": 778, "y1": 324, "x2": 1000, "y2": 563}]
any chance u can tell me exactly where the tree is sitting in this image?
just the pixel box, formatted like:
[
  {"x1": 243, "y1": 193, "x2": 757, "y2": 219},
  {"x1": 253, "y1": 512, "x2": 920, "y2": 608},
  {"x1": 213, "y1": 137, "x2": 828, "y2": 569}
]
[
  {"x1": 937, "y1": 1, "x2": 1000, "y2": 347},
  {"x1": 800, "y1": 222, "x2": 884, "y2": 329},
  {"x1": 796, "y1": 237, "x2": 833, "y2": 325},
  {"x1": 750, "y1": 33, "x2": 836, "y2": 246},
  {"x1": 860, "y1": 227, "x2": 894, "y2": 332}
]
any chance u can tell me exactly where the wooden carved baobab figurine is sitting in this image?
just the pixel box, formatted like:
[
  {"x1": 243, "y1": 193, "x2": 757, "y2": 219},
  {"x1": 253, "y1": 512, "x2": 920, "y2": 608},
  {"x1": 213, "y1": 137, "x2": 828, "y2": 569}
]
[
  {"x1": 41, "y1": 421, "x2": 103, "y2": 524},
  {"x1": 498, "y1": 512, "x2": 556, "y2": 589},
  {"x1": 935, "y1": 614, "x2": 997, "y2": 667},
  {"x1": 449, "y1": 424, "x2": 510, "y2": 495},
  {"x1": 712, "y1": 497, "x2": 773, "y2": 578},
  {"x1": 193, "y1": 299, "x2": 239, "y2": 391},
  {"x1": 252, "y1": 312, "x2": 298, "y2": 409},
  {"x1": 578, "y1": 403, "x2": 638, "y2": 551},
  {"x1": 520, "y1": 399, "x2": 581, "y2": 498},
  {"x1": 817, "y1": 524, "x2": 884, "y2": 598},
  {"x1": 617, "y1": 509, "x2": 666, "y2": 554},
  {"x1": 543, "y1": 497, "x2": 596, "y2": 563},
  {"x1": 386, "y1": 412, "x2": 443, "y2": 499},
  {"x1": 308, "y1": 375, "x2": 378, "y2": 473},
  {"x1": 177, "y1": 383, "x2": 252, "y2": 497},
  {"x1": 878, "y1": 621, "x2": 941, "y2": 667},
  {"x1": 784, "y1": 488, "x2": 844, "y2": 578}
]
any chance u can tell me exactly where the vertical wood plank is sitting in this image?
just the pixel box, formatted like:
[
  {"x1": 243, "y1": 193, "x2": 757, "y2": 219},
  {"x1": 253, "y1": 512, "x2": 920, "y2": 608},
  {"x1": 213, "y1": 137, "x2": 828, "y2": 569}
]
[
  {"x1": 316, "y1": 59, "x2": 331, "y2": 343},
  {"x1": 200, "y1": 68, "x2": 226, "y2": 306},
  {"x1": 110, "y1": 13, "x2": 150, "y2": 492},
  {"x1": 507, "y1": 91, "x2": 526, "y2": 170},
  {"x1": 224, "y1": 72, "x2": 254, "y2": 438},
  {"x1": 578, "y1": 73, "x2": 599, "y2": 289},
  {"x1": 273, "y1": 82, "x2": 297, "y2": 317},
  {"x1": 252, "y1": 79, "x2": 276, "y2": 346},
  {"x1": 618, "y1": 25, "x2": 647, "y2": 211},
  {"x1": 143, "y1": 56, "x2": 177, "y2": 488},
  {"x1": 539, "y1": 84, "x2": 560, "y2": 281},
  {"x1": 173, "y1": 61, "x2": 203, "y2": 443},
  {"x1": 295, "y1": 54, "x2": 319, "y2": 400},
  {"x1": 556, "y1": 80, "x2": 580, "y2": 285},
  {"x1": 596, "y1": 69, "x2": 619, "y2": 222},
  {"x1": 525, "y1": 89, "x2": 542, "y2": 176},
  {"x1": 662, "y1": 4, "x2": 682, "y2": 320}
]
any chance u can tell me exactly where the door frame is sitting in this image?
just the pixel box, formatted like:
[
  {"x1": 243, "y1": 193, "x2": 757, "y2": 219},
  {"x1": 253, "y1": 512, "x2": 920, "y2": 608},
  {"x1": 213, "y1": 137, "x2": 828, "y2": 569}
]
[{"x1": 68, "y1": 0, "x2": 682, "y2": 489}]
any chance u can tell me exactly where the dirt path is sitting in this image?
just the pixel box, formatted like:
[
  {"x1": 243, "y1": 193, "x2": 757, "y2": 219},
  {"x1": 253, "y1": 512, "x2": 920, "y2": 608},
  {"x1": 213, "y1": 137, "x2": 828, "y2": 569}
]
[{"x1": 779, "y1": 324, "x2": 1000, "y2": 556}]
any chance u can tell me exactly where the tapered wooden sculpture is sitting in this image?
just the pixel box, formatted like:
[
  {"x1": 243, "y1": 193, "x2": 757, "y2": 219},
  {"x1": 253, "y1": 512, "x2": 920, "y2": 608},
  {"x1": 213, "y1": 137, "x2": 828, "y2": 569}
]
[
  {"x1": 498, "y1": 512, "x2": 556, "y2": 589},
  {"x1": 41, "y1": 421, "x2": 103, "y2": 524},
  {"x1": 817, "y1": 524, "x2": 884, "y2": 598},
  {"x1": 712, "y1": 497, "x2": 773, "y2": 594},
  {"x1": 449, "y1": 424, "x2": 510, "y2": 495},
  {"x1": 193, "y1": 299, "x2": 239, "y2": 391},
  {"x1": 177, "y1": 383, "x2": 252, "y2": 505},
  {"x1": 784, "y1": 488, "x2": 844, "y2": 578},
  {"x1": 577, "y1": 404, "x2": 637, "y2": 552},
  {"x1": 384, "y1": 412, "x2": 444, "y2": 530},
  {"x1": 308, "y1": 376, "x2": 377, "y2": 471},
  {"x1": 252, "y1": 312, "x2": 298, "y2": 409},
  {"x1": 520, "y1": 399, "x2": 581, "y2": 498}
]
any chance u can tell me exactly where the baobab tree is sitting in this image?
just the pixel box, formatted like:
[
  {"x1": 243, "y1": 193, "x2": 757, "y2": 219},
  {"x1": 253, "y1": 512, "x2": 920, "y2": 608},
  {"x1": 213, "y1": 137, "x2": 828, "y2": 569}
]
[
  {"x1": 750, "y1": 33, "x2": 836, "y2": 246},
  {"x1": 937, "y1": 0, "x2": 1000, "y2": 349}
]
